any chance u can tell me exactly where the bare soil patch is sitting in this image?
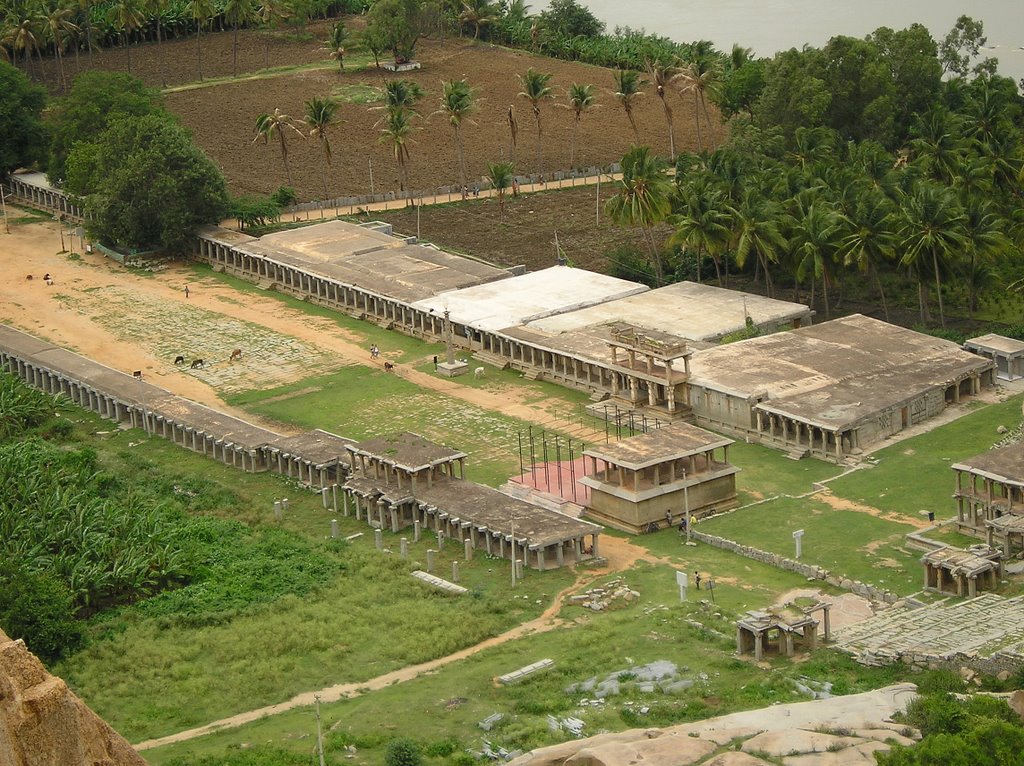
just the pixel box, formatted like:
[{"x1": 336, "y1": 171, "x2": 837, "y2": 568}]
[{"x1": 817, "y1": 489, "x2": 929, "y2": 529}]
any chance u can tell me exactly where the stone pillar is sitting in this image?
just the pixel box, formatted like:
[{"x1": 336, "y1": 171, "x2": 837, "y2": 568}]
[
  {"x1": 343, "y1": 491, "x2": 350, "y2": 517},
  {"x1": 754, "y1": 632, "x2": 763, "y2": 662},
  {"x1": 374, "y1": 528, "x2": 383, "y2": 550},
  {"x1": 515, "y1": 559, "x2": 524, "y2": 579},
  {"x1": 451, "y1": 561, "x2": 460, "y2": 583},
  {"x1": 390, "y1": 508, "x2": 399, "y2": 533},
  {"x1": 426, "y1": 549, "x2": 436, "y2": 573},
  {"x1": 414, "y1": 519, "x2": 421, "y2": 542},
  {"x1": 331, "y1": 519, "x2": 338, "y2": 538},
  {"x1": 282, "y1": 498, "x2": 289, "y2": 512},
  {"x1": 822, "y1": 606, "x2": 831, "y2": 642},
  {"x1": 464, "y1": 538, "x2": 473, "y2": 561},
  {"x1": 274, "y1": 500, "x2": 282, "y2": 521},
  {"x1": 400, "y1": 538, "x2": 409, "y2": 558},
  {"x1": 322, "y1": 487, "x2": 330, "y2": 508},
  {"x1": 436, "y1": 530, "x2": 445, "y2": 550}
]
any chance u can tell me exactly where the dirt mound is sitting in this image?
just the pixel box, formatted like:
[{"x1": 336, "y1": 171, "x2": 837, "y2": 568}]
[{"x1": 0, "y1": 628, "x2": 146, "y2": 766}]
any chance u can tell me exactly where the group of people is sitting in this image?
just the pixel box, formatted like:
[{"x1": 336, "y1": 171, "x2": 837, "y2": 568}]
[{"x1": 370, "y1": 344, "x2": 380, "y2": 359}]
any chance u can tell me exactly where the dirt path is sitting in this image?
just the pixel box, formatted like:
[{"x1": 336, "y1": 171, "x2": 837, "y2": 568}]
[
  {"x1": 0, "y1": 218, "x2": 603, "y2": 440},
  {"x1": 816, "y1": 489, "x2": 930, "y2": 529}
]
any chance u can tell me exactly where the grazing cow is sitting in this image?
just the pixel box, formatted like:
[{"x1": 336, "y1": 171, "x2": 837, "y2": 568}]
[
  {"x1": 229, "y1": 349, "x2": 242, "y2": 362},
  {"x1": 383, "y1": 361, "x2": 395, "y2": 372},
  {"x1": 25, "y1": 275, "x2": 33, "y2": 280},
  {"x1": 173, "y1": 355, "x2": 185, "y2": 365},
  {"x1": 190, "y1": 359, "x2": 204, "y2": 369},
  {"x1": 474, "y1": 366, "x2": 485, "y2": 378}
]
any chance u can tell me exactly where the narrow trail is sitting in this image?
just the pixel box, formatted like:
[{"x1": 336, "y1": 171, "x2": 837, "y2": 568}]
[{"x1": 134, "y1": 548, "x2": 639, "y2": 751}]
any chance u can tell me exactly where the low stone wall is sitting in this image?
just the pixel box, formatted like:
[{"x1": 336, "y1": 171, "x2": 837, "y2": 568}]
[
  {"x1": 858, "y1": 648, "x2": 1024, "y2": 678},
  {"x1": 689, "y1": 529, "x2": 899, "y2": 604}
]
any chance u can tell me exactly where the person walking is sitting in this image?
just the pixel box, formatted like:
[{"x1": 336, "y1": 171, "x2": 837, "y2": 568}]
[
  {"x1": 694, "y1": 571, "x2": 702, "y2": 590},
  {"x1": 184, "y1": 285, "x2": 190, "y2": 299}
]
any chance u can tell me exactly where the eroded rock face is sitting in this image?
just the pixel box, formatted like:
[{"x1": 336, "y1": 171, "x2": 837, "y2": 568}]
[
  {"x1": 0, "y1": 628, "x2": 147, "y2": 766},
  {"x1": 508, "y1": 684, "x2": 920, "y2": 766}
]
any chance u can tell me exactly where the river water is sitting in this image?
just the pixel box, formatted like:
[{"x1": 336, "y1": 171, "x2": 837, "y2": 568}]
[{"x1": 533, "y1": 0, "x2": 1024, "y2": 85}]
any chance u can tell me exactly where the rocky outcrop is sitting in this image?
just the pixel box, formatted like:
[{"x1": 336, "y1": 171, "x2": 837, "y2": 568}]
[
  {"x1": 0, "y1": 628, "x2": 146, "y2": 766},
  {"x1": 507, "y1": 684, "x2": 920, "y2": 766}
]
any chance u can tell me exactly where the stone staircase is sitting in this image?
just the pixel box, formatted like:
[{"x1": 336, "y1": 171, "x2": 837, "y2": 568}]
[
  {"x1": 474, "y1": 350, "x2": 510, "y2": 369},
  {"x1": 835, "y1": 593, "x2": 1024, "y2": 665}
]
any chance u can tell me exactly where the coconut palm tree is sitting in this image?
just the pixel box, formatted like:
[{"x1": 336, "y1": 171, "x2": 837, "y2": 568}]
[
  {"x1": 436, "y1": 78, "x2": 476, "y2": 198},
  {"x1": 487, "y1": 160, "x2": 515, "y2": 220},
  {"x1": 143, "y1": 0, "x2": 168, "y2": 86},
  {"x1": 733, "y1": 189, "x2": 786, "y2": 297},
  {"x1": 645, "y1": 57, "x2": 681, "y2": 157},
  {"x1": 838, "y1": 190, "x2": 897, "y2": 320},
  {"x1": 222, "y1": 0, "x2": 256, "y2": 77},
  {"x1": 668, "y1": 177, "x2": 733, "y2": 285},
  {"x1": 679, "y1": 51, "x2": 720, "y2": 151},
  {"x1": 185, "y1": 0, "x2": 216, "y2": 80},
  {"x1": 606, "y1": 146, "x2": 673, "y2": 283},
  {"x1": 378, "y1": 106, "x2": 415, "y2": 196},
  {"x1": 792, "y1": 202, "x2": 845, "y2": 318},
  {"x1": 565, "y1": 82, "x2": 596, "y2": 170},
  {"x1": 458, "y1": 0, "x2": 497, "y2": 39},
  {"x1": 253, "y1": 108, "x2": 306, "y2": 187},
  {"x1": 1, "y1": 2, "x2": 43, "y2": 75},
  {"x1": 324, "y1": 19, "x2": 346, "y2": 72},
  {"x1": 107, "y1": 0, "x2": 144, "y2": 74},
  {"x1": 613, "y1": 69, "x2": 645, "y2": 144},
  {"x1": 383, "y1": 78, "x2": 424, "y2": 112},
  {"x1": 898, "y1": 182, "x2": 967, "y2": 328},
  {"x1": 305, "y1": 96, "x2": 337, "y2": 200},
  {"x1": 960, "y1": 195, "x2": 1012, "y2": 317},
  {"x1": 257, "y1": 0, "x2": 289, "y2": 67},
  {"x1": 517, "y1": 67, "x2": 553, "y2": 174},
  {"x1": 39, "y1": 0, "x2": 78, "y2": 91}
]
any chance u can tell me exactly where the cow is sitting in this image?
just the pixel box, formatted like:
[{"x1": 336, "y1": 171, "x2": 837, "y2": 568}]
[
  {"x1": 383, "y1": 361, "x2": 395, "y2": 372},
  {"x1": 229, "y1": 349, "x2": 242, "y2": 362},
  {"x1": 474, "y1": 366, "x2": 485, "y2": 378},
  {"x1": 174, "y1": 355, "x2": 185, "y2": 365},
  {"x1": 190, "y1": 359, "x2": 204, "y2": 369}
]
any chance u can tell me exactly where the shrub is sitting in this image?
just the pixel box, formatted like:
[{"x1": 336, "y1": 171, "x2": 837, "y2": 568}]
[
  {"x1": 385, "y1": 737, "x2": 422, "y2": 766},
  {"x1": 0, "y1": 564, "x2": 84, "y2": 663}
]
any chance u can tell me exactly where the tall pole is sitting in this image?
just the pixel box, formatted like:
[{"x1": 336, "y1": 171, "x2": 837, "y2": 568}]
[
  {"x1": 510, "y1": 510, "x2": 516, "y2": 586},
  {"x1": 1, "y1": 185, "x2": 9, "y2": 234},
  {"x1": 683, "y1": 467, "x2": 691, "y2": 544},
  {"x1": 314, "y1": 696, "x2": 326, "y2": 766},
  {"x1": 368, "y1": 158, "x2": 375, "y2": 196},
  {"x1": 444, "y1": 309, "x2": 455, "y2": 365},
  {"x1": 595, "y1": 171, "x2": 600, "y2": 226}
]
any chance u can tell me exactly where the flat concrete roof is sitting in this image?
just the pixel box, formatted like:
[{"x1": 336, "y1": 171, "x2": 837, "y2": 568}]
[
  {"x1": 690, "y1": 315, "x2": 993, "y2": 431},
  {"x1": 953, "y1": 443, "x2": 1024, "y2": 487},
  {"x1": 232, "y1": 220, "x2": 508, "y2": 304},
  {"x1": 966, "y1": 334, "x2": 1024, "y2": 356},
  {"x1": 197, "y1": 225, "x2": 259, "y2": 248},
  {"x1": 411, "y1": 266, "x2": 648, "y2": 333},
  {"x1": 347, "y1": 432, "x2": 467, "y2": 471},
  {"x1": 11, "y1": 171, "x2": 56, "y2": 191},
  {"x1": 268, "y1": 428, "x2": 354, "y2": 465},
  {"x1": 526, "y1": 281, "x2": 812, "y2": 341},
  {"x1": 584, "y1": 422, "x2": 733, "y2": 469}
]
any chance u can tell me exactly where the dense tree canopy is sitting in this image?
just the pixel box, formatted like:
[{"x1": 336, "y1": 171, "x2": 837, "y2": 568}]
[
  {"x1": 0, "y1": 61, "x2": 46, "y2": 182},
  {"x1": 365, "y1": 0, "x2": 428, "y2": 64},
  {"x1": 45, "y1": 71, "x2": 164, "y2": 184},
  {"x1": 65, "y1": 113, "x2": 228, "y2": 253}
]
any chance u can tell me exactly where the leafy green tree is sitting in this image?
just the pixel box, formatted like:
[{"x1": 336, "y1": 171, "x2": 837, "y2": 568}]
[
  {"x1": 754, "y1": 48, "x2": 830, "y2": 145},
  {"x1": 517, "y1": 67, "x2": 553, "y2": 173},
  {"x1": 566, "y1": 82, "x2": 595, "y2": 168},
  {"x1": 718, "y1": 45, "x2": 765, "y2": 121},
  {"x1": 324, "y1": 19, "x2": 347, "y2": 72},
  {"x1": 46, "y1": 71, "x2": 163, "y2": 184},
  {"x1": 305, "y1": 96, "x2": 337, "y2": 200},
  {"x1": 0, "y1": 61, "x2": 46, "y2": 182},
  {"x1": 223, "y1": 0, "x2": 257, "y2": 77},
  {"x1": 436, "y1": 78, "x2": 475, "y2": 197},
  {"x1": 385, "y1": 738, "x2": 422, "y2": 766},
  {"x1": 940, "y1": 15, "x2": 992, "y2": 77},
  {"x1": 64, "y1": 113, "x2": 229, "y2": 253},
  {"x1": 538, "y1": 0, "x2": 602, "y2": 39},
  {"x1": 486, "y1": 160, "x2": 514, "y2": 219},
  {"x1": 365, "y1": 0, "x2": 427, "y2": 65},
  {"x1": 868, "y1": 24, "x2": 942, "y2": 143},
  {"x1": 612, "y1": 69, "x2": 645, "y2": 144},
  {"x1": 606, "y1": 145, "x2": 673, "y2": 282},
  {"x1": 253, "y1": 107, "x2": 305, "y2": 187},
  {"x1": 817, "y1": 35, "x2": 897, "y2": 145},
  {"x1": 228, "y1": 193, "x2": 281, "y2": 230},
  {"x1": 0, "y1": 563, "x2": 84, "y2": 664}
]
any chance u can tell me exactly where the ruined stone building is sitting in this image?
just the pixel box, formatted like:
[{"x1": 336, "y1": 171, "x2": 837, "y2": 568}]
[{"x1": 953, "y1": 442, "x2": 1024, "y2": 555}]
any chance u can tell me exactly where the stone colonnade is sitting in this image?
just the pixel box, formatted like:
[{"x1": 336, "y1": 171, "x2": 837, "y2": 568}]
[
  {"x1": 755, "y1": 410, "x2": 851, "y2": 461},
  {"x1": 7, "y1": 176, "x2": 84, "y2": 219}
]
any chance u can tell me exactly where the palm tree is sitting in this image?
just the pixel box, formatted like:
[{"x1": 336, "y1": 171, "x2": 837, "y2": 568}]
[
  {"x1": 39, "y1": 0, "x2": 78, "y2": 91},
  {"x1": 383, "y1": 78, "x2": 424, "y2": 112},
  {"x1": 518, "y1": 67, "x2": 553, "y2": 173},
  {"x1": 257, "y1": 0, "x2": 289, "y2": 67},
  {"x1": 679, "y1": 51, "x2": 720, "y2": 151},
  {"x1": 645, "y1": 57, "x2": 681, "y2": 157},
  {"x1": 668, "y1": 178, "x2": 733, "y2": 285},
  {"x1": 613, "y1": 69, "x2": 645, "y2": 144},
  {"x1": 253, "y1": 108, "x2": 306, "y2": 187},
  {"x1": 222, "y1": 0, "x2": 256, "y2": 77},
  {"x1": 898, "y1": 182, "x2": 967, "y2": 327},
  {"x1": 566, "y1": 82, "x2": 595, "y2": 169},
  {"x1": 305, "y1": 96, "x2": 337, "y2": 200},
  {"x1": 733, "y1": 189, "x2": 786, "y2": 297},
  {"x1": 838, "y1": 191, "x2": 897, "y2": 320},
  {"x1": 487, "y1": 161, "x2": 515, "y2": 220},
  {"x1": 107, "y1": 0, "x2": 143, "y2": 74},
  {"x1": 605, "y1": 146, "x2": 673, "y2": 282},
  {"x1": 185, "y1": 0, "x2": 216, "y2": 80},
  {"x1": 143, "y1": 0, "x2": 168, "y2": 86},
  {"x1": 324, "y1": 20, "x2": 346, "y2": 72},
  {"x1": 74, "y1": 0, "x2": 95, "y2": 60},
  {"x1": 909, "y1": 107, "x2": 965, "y2": 185},
  {"x1": 792, "y1": 202, "x2": 845, "y2": 318},
  {"x1": 378, "y1": 106, "x2": 415, "y2": 196},
  {"x1": 458, "y1": 0, "x2": 497, "y2": 39},
  {"x1": 436, "y1": 79, "x2": 476, "y2": 198},
  {"x1": 961, "y1": 196, "x2": 1012, "y2": 317},
  {"x1": 1, "y1": 2, "x2": 43, "y2": 75}
]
